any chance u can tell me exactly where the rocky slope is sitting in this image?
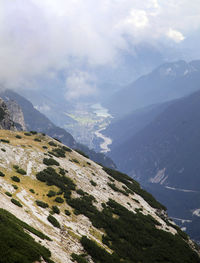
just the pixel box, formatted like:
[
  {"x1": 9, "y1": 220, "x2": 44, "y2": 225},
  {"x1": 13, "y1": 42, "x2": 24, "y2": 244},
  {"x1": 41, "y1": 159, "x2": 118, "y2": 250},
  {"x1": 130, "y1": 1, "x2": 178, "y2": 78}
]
[{"x1": 0, "y1": 129, "x2": 199, "y2": 263}]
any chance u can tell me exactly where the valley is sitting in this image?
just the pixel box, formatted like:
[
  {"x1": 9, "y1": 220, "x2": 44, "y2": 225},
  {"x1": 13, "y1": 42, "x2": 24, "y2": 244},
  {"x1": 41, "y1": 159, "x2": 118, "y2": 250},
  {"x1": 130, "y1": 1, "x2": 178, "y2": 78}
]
[{"x1": 62, "y1": 103, "x2": 113, "y2": 152}]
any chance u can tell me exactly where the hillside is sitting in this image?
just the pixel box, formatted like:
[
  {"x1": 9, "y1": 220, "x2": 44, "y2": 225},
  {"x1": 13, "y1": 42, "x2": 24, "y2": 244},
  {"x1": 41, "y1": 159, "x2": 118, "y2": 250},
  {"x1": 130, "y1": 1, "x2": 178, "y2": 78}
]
[
  {"x1": 105, "y1": 60, "x2": 200, "y2": 117},
  {"x1": 103, "y1": 101, "x2": 171, "y2": 151},
  {"x1": 0, "y1": 129, "x2": 199, "y2": 262},
  {"x1": 110, "y1": 90, "x2": 200, "y2": 242}
]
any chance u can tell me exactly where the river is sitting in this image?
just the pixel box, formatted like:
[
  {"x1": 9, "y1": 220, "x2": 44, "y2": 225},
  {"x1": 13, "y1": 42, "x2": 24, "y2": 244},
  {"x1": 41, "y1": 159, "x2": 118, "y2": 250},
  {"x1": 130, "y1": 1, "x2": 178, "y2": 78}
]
[{"x1": 95, "y1": 128, "x2": 112, "y2": 153}]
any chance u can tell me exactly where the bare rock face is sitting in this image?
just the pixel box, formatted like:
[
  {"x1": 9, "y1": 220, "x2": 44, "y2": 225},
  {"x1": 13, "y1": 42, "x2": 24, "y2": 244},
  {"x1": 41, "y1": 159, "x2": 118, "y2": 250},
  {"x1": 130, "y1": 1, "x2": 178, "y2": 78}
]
[
  {"x1": 0, "y1": 97, "x2": 16, "y2": 130},
  {"x1": 5, "y1": 99, "x2": 26, "y2": 130}
]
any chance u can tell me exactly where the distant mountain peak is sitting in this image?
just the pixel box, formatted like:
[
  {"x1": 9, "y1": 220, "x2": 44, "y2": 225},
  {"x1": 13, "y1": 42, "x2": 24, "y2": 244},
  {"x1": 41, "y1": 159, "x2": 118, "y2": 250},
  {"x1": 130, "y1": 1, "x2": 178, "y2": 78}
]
[{"x1": 156, "y1": 60, "x2": 198, "y2": 78}]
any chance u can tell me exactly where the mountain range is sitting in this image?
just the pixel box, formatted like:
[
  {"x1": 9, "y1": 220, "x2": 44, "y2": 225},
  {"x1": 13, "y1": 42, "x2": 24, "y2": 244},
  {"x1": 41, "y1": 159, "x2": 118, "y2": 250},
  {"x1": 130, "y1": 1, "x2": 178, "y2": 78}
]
[
  {"x1": 105, "y1": 74, "x2": 200, "y2": 242},
  {"x1": 105, "y1": 60, "x2": 200, "y2": 118}
]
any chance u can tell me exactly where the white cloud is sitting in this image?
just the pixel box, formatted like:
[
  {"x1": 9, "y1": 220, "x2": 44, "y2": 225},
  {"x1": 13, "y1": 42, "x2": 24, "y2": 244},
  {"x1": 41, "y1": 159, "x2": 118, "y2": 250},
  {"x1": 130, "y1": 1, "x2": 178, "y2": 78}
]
[
  {"x1": 34, "y1": 104, "x2": 51, "y2": 112},
  {"x1": 0, "y1": 0, "x2": 199, "y2": 95},
  {"x1": 124, "y1": 9, "x2": 149, "y2": 29},
  {"x1": 167, "y1": 28, "x2": 185, "y2": 43},
  {"x1": 65, "y1": 71, "x2": 97, "y2": 100}
]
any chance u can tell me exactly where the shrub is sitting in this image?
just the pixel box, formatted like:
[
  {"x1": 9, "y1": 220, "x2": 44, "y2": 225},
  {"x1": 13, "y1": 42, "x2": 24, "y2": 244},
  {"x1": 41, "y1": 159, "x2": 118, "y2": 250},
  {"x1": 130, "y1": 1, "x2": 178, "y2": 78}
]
[
  {"x1": 36, "y1": 167, "x2": 76, "y2": 197},
  {"x1": 16, "y1": 168, "x2": 26, "y2": 175},
  {"x1": 34, "y1": 138, "x2": 41, "y2": 142},
  {"x1": 54, "y1": 197, "x2": 64, "y2": 203},
  {"x1": 43, "y1": 158, "x2": 59, "y2": 166},
  {"x1": 0, "y1": 171, "x2": 5, "y2": 177},
  {"x1": 71, "y1": 253, "x2": 88, "y2": 263},
  {"x1": 47, "y1": 190, "x2": 56, "y2": 197},
  {"x1": 5, "y1": 192, "x2": 12, "y2": 197},
  {"x1": 59, "y1": 168, "x2": 65, "y2": 175},
  {"x1": 76, "y1": 189, "x2": 85, "y2": 196},
  {"x1": 13, "y1": 165, "x2": 19, "y2": 169},
  {"x1": 52, "y1": 206, "x2": 60, "y2": 214},
  {"x1": 15, "y1": 135, "x2": 22, "y2": 139},
  {"x1": 36, "y1": 200, "x2": 49, "y2": 208},
  {"x1": 30, "y1": 131, "x2": 38, "y2": 134},
  {"x1": 49, "y1": 148, "x2": 66, "y2": 158},
  {"x1": 90, "y1": 180, "x2": 97, "y2": 187},
  {"x1": 48, "y1": 141, "x2": 57, "y2": 147},
  {"x1": 24, "y1": 132, "x2": 31, "y2": 136},
  {"x1": 132, "y1": 198, "x2": 140, "y2": 203},
  {"x1": 12, "y1": 184, "x2": 18, "y2": 190},
  {"x1": 29, "y1": 189, "x2": 35, "y2": 194},
  {"x1": 0, "y1": 139, "x2": 10, "y2": 143},
  {"x1": 11, "y1": 176, "x2": 20, "y2": 182},
  {"x1": 71, "y1": 159, "x2": 79, "y2": 164},
  {"x1": 43, "y1": 145, "x2": 48, "y2": 149},
  {"x1": 108, "y1": 177, "x2": 115, "y2": 182},
  {"x1": 56, "y1": 189, "x2": 63, "y2": 195},
  {"x1": 47, "y1": 215, "x2": 60, "y2": 228},
  {"x1": 53, "y1": 137, "x2": 61, "y2": 143},
  {"x1": 107, "y1": 182, "x2": 129, "y2": 196},
  {"x1": 65, "y1": 209, "x2": 71, "y2": 216},
  {"x1": 1, "y1": 148, "x2": 6, "y2": 152},
  {"x1": 62, "y1": 146, "x2": 72, "y2": 152},
  {"x1": 11, "y1": 198, "x2": 22, "y2": 207}
]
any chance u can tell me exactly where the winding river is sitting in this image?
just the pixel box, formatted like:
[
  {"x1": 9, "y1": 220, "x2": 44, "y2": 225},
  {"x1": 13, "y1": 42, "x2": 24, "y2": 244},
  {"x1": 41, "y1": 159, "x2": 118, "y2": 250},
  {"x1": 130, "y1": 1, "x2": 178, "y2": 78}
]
[{"x1": 95, "y1": 128, "x2": 112, "y2": 153}]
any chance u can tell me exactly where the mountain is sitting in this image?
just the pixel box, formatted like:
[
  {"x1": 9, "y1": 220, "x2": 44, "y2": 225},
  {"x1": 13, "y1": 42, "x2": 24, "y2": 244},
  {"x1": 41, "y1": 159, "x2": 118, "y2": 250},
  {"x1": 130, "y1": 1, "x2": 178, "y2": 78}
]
[
  {"x1": 0, "y1": 98, "x2": 17, "y2": 131},
  {"x1": 109, "y1": 90, "x2": 200, "y2": 242},
  {"x1": 0, "y1": 129, "x2": 199, "y2": 263},
  {"x1": 103, "y1": 101, "x2": 172, "y2": 152},
  {"x1": 5, "y1": 99, "x2": 26, "y2": 130},
  {"x1": 105, "y1": 60, "x2": 200, "y2": 117},
  {"x1": 0, "y1": 90, "x2": 116, "y2": 169}
]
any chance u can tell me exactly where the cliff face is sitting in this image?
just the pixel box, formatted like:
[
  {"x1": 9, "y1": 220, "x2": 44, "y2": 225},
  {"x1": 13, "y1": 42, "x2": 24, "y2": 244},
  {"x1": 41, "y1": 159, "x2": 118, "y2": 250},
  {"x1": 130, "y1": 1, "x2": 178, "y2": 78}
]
[
  {"x1": 0, "y1": 98, "x2": 16, "y2": 131},
  {"x1": 5, "y1": 99, "x2": 26, "y2": 130}
]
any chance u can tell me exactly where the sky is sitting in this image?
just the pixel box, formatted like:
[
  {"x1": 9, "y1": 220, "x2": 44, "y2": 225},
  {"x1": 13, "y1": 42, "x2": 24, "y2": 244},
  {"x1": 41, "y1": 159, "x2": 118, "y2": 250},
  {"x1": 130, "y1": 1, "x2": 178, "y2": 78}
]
[{"x1": 0, "y1": 0, "x2": 200, "y2": 99}]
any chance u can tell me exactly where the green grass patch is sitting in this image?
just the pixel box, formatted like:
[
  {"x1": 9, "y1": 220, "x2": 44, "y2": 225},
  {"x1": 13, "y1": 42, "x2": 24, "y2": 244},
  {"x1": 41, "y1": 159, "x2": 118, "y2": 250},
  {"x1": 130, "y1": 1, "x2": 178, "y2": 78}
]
[{"x1": 0, "y1": 209, "x2": 53, "y2": 263}]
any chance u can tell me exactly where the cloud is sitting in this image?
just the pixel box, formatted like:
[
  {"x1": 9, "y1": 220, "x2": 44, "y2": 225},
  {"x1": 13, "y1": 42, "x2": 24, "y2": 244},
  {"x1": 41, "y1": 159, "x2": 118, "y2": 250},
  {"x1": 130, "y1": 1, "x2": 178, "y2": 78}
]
[
  {"x1": 167, "y1": 28, "x2": 185, "y2": 43},
  {"x1": 34, "y1": 104, "x2": 51, "y2": 112},
  {"x1": 0, "y1": 0, "x2": 199, "y2": 95},
  {"x1": 65, "y1": 71, "x2": 97, "y2": 100},
  {"x1": 123, "y1": 9, "x2": 149, "y2": 29}
]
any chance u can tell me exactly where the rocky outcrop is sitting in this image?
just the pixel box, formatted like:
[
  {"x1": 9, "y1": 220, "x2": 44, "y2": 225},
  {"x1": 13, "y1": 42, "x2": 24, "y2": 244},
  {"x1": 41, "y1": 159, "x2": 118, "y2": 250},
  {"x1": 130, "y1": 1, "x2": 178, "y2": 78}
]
[
  {"x1": 0, "y1": 97, "x2": 16, "y2": 130},
  {"x1": 5, "y1": 99, "x2": 26, "y2": 130}
]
